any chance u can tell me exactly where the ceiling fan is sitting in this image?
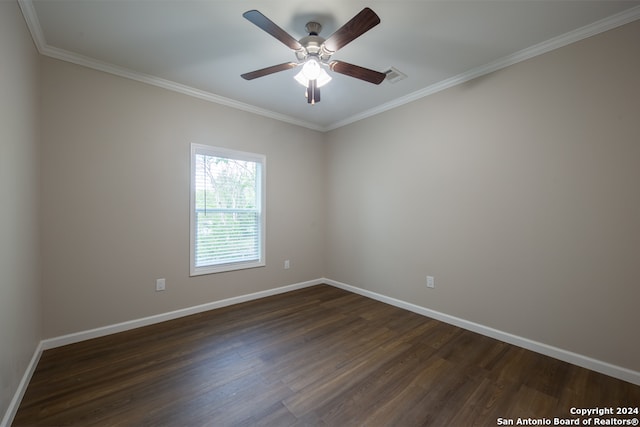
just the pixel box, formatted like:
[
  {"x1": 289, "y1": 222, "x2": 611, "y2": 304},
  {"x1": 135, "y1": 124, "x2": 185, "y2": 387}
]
[{"x1": 241, "y1": 8, "x2": 386, "y2": 104}]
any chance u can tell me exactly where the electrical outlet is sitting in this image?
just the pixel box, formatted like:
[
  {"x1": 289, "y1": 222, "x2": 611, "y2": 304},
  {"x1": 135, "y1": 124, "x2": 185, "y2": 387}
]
[
  {"x1": 426, "y1": 276, "x2": 435, "y2": 289},
  {"x1": 156, "y1": 278, "x2": 166, "y2": 291},
  {"x1": 284, "y1": 259, "x2": 290, "y2": 270}
]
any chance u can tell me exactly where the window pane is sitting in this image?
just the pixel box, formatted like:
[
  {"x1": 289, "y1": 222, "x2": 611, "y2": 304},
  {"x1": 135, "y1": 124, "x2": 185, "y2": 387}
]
[
  {"x1": 191, "y1": 145, "x2": 264, "y2": 275},
  {"x1": 195, "y1": 210, "x2": 259, "y2": 267},
  {"x1": 195, "y1": 155, "x2": 257, "y2": 211}
]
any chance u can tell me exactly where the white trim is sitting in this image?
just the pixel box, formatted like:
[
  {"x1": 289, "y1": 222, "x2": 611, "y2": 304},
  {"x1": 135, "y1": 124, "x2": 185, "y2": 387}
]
[
  {"x1": 326, "y1": 5, "x2": 640, "y2": 131},
  {"x1": 45, "y1": 276, "x2": 635, "y2": 385},
  {"x1": 17, "y1": 0, "x2": 640, "y2": 132},
  {"x1": 41, "y1": 279, "x2": 323, "y2": 350},
  {"x1": 324, "y1": 278, "x2": 640, "y2": 386},
  {"x1": 1, "y1": 342, "x2": 43, "y2": 427},
  {"x1": 3, "y1": 279, "x2": 321, "y2": 424},
  {"x1": 16, "y1": 0, "x2": 45, "y2": 53},
  {"x1": 189, "y1": 144, "x2": 267, "y2": 276},
  {"x1": 44, "y1": 45, "x2": 325, "y2": 132},
  {"x1": 5, "y1": 276, "x2": 639, "y2": 425},
  {"x1": 16, "y1": 0, "x2": 323, "y2": 132}
]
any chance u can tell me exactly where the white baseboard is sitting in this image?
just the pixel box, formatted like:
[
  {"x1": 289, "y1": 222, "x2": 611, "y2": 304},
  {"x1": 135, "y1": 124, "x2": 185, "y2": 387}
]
[
  {"x1": 324, "y1": 278, "x2": 640, "y2": 386},
  {"x1": 42, "y1": 278, "x2": 324, "y2": 350},
  {"x1": 1, "y1": 341, "x2": 43, "y2": 427},
  {"x1": 5, "y1": 276, "x2": 639, "y2": 426},
  {"x1": 2, "y1": 278, "x2": 323, "y2": 426}
]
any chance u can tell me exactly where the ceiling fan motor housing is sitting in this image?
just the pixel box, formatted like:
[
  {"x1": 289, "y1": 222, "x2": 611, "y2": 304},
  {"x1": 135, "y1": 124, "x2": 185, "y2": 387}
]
[{"x1": 295, "y1": 22, "x2": 333, "y2": 63}]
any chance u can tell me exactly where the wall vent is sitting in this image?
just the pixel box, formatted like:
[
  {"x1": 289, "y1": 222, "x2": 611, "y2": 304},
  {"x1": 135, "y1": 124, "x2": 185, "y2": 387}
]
[{"x1": 384, "y1": 67, "x2": 407, "y2": 83}]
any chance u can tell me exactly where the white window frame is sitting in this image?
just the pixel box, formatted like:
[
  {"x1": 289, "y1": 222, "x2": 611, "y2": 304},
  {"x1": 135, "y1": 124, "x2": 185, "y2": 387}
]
[{"x1": 190, "y1": 143, "x2": 266, "y2": 276}]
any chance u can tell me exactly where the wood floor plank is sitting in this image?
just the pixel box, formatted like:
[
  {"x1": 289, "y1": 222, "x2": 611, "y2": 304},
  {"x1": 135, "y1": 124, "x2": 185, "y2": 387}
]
[
  {"x1": 13, "y1": 284, "x2": 640, "y2": 426},
  {"x1": 447, "y1": 377, "x2": 518, "y2": 427},
  {"x1": 318, "y1": 343, "x2": 437, "y2": 425}
]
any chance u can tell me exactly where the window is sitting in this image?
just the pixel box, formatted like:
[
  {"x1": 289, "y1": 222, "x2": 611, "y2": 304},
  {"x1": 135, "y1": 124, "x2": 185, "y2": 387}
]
[{"x1": 190, "y1": 144, "x2": 265, "y2": 275}]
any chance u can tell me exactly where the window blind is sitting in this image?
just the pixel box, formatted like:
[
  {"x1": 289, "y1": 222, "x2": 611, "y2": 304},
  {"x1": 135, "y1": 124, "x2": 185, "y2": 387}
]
[{"x1": 191, "y1": 145, "x2": 265, "y2": 275}]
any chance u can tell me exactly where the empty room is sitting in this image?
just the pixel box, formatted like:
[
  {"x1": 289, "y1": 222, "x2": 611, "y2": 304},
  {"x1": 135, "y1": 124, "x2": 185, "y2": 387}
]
[{"x1": 2, "y1": 0, "x2": 640, "y2": 425}]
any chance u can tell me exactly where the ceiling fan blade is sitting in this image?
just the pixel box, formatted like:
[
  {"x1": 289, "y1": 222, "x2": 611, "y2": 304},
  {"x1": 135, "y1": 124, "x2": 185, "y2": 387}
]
[
  {"x1": 322, "y1": 8, "x2": 380, "y2": 53},
  {"x1": 241, "y1": 62, "x2": 299, "y2": 80},
  {"x1": 329, "y1": 61, "x2": 386, "y2": 85},
  {"x1": 243, "y1": 10, "x2": 303, "y2": 51}
]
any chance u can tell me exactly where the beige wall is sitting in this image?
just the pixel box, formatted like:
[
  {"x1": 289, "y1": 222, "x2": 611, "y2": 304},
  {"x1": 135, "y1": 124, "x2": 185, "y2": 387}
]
[
  {"x1": 40, "y1": 58, "x2": 326, "y2": 338},
  {"x1": 325, "y1": 20, "x2": 640, "y2": 373},
  {"x1": 0, "y1": 1, "x2": 42, "y2": 416},
  {"x1": 3, "y1": 7, "x2": 640, "y2": 416}
]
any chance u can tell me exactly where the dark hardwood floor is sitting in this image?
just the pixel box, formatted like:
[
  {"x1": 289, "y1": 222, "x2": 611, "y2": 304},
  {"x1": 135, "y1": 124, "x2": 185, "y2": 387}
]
[{"x1": 13, "y1": 285, "x2": 640, "y2": 426}]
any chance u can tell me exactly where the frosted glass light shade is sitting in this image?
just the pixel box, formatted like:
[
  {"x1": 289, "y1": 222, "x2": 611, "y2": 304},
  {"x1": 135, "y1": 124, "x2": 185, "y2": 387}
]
[{"x1": 294, "y1": 66, "x2": 332, "y2": 88}]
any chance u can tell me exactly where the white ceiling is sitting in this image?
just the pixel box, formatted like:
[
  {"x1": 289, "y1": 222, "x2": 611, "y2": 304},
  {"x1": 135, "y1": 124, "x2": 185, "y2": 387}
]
[{"x1": 20, "y1": 0, "x2": 640, "y2": 131}]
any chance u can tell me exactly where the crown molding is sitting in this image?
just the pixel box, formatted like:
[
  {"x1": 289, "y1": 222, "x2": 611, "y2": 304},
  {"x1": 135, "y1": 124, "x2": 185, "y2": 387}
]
[
  {"x1": 44, "y1": 44, "x2": 326, "y2": 132},
  {"x1": 17, "y1": 0, "x2": 45, "y2": 52},
  {"x1": 325, "y1": 5, "x2": 640, "y2": 131},
  {"x1": 16, "y1": 0, "x2": 324, "y2": 132},
  {"x1": 18, "y1": 0, "x2": 640, "y2": 133}
]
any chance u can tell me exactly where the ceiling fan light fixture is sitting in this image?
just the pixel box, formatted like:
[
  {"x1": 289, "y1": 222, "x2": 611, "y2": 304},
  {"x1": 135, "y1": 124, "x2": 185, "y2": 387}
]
[
  {"x1": 294, "y1": 69, "x2": 308, "y2": 87},
  {"x1": 301, "y1": 57, "x2": 321, "y2": 80},
  {"x1": 295, "y1": 61, "x2": 332, "y2": 88}
]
